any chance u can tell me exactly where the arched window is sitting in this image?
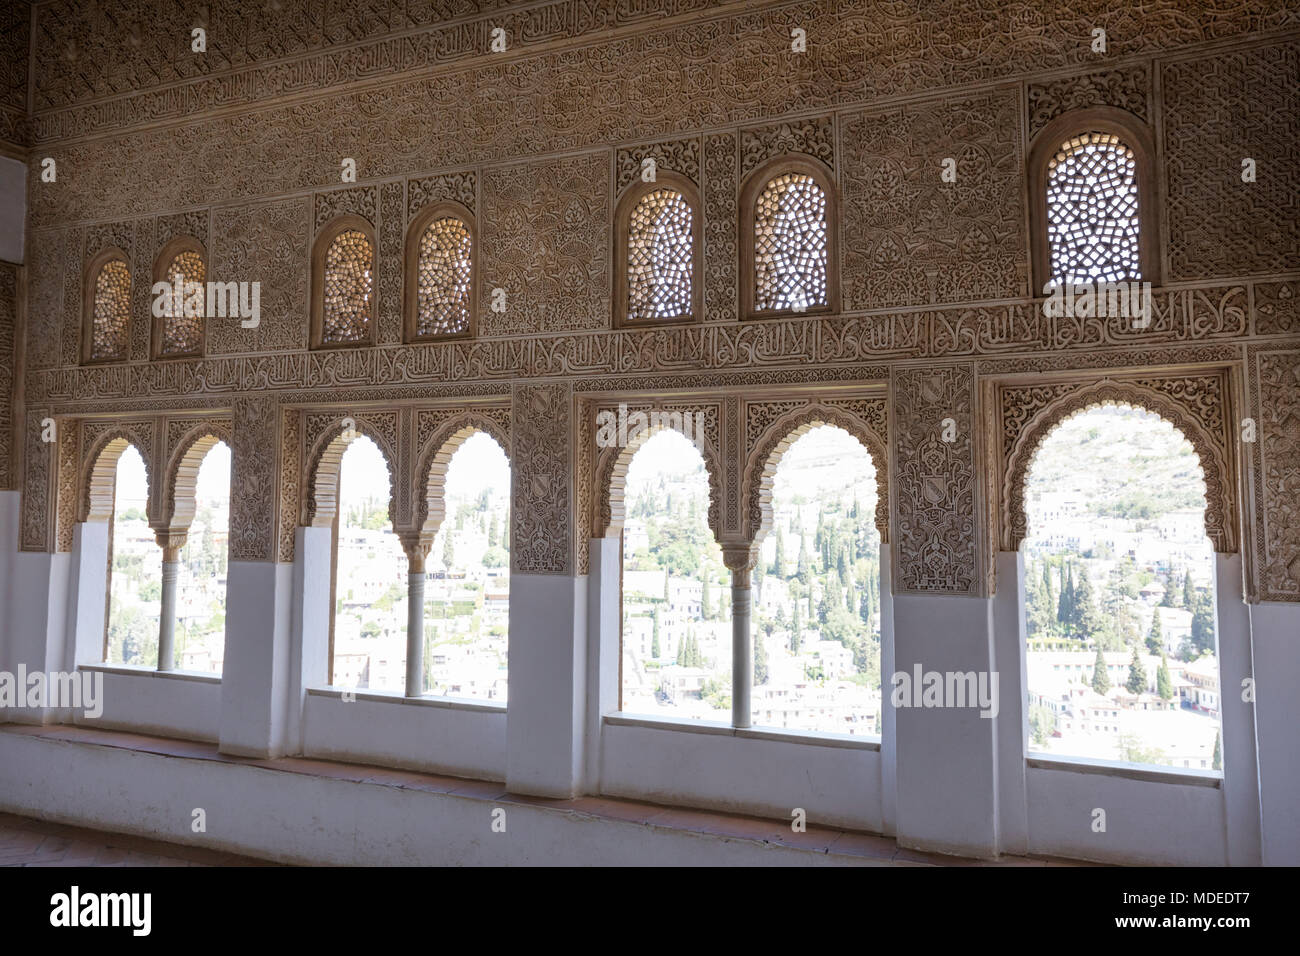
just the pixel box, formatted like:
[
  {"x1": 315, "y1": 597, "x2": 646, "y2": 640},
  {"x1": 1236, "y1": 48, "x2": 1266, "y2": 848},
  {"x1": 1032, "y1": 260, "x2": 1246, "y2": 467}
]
[
  {"x1": 756, "y1": 425, "x2": 881, "y2": 736},
  {"x1": 330, "y1": 435, "x2": 404, "y2": 692},
  {"x1": 424, "y1": 431, "x2": 510, "y2": 701},
  {"x1": 740, "y1": 157, "x2": 838, "y2": 319},
  {"x1": 83, "y1": 250, "x2": 132, "y2": 363},
  {"x1": 619, "y1": 429, "x2": 726, "y2": 718},
  {"x1": 311, "y1": 216, "x2": 376, "y2": 348},
  {"x1": 614, "y1": 173, "x2": 700, "y2": 326},
  {"x1": 103, "y1": 444, "x2": 161, "y2": 666},
  {"x1": 152, "y1": 238, "x2": 207, "y2": 358},
  {"x1": 1021, "y1": 404, "x2": 1221, "y2": 774},
  {"x1": 405, "y1": 203, "x2": 476, "y2": 341},
  {"x1": 1029, "y1": 109, "x2": 1158, "y2": 291},
  {"x1": 173, "y1": 441, "x2": 230, "y2": 674}
]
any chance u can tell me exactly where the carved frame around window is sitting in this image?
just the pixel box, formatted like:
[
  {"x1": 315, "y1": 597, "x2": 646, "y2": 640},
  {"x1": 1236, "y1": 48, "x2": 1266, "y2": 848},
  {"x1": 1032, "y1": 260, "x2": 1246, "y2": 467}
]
[
  {"x1": 1027, "y1": 106, "x2": 1161, "y2": 294},
  {"x1": 310, "y1": 214, "x2": 378, "y2": 350},
  {"x1": 81, "y1": 247, "x2": 133, "y2": 366},
  {"x1": 613, "y1": 170, "x2": 703, "y2": 328},
  {"x1": 739, "y1": 154, "x2": 840, "y2": 322},
  {"x1": 404, "y1": 200, "x2": 478, "y2": 343}
]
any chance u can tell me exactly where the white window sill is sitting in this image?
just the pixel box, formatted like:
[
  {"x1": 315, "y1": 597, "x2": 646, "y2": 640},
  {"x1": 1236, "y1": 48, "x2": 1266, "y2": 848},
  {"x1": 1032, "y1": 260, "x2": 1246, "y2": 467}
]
[{"x1": 604, "y1": 712, "x2": 880, "y2": 751}]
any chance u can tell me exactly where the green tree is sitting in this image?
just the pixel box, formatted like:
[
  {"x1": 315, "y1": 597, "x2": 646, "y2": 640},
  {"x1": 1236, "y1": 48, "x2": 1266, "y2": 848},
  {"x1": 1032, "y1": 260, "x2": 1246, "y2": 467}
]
[
  {"x1": 754, "y1": 629, "x2": 769, "y2": 685},
  {"x1": 1072, "y1": 567, "x2": 1102, "y2": 641},
  {"x1": 1057, "y1": 564, "x2": 1076, "y2": 634},
  {"x1": 1182, "y1": 570, "x2": 1194, "y2": 610},
  {"x1": 1092, "y1": 646, "x2": 1111, "y2": 694},
  {"x1": 772, "y1": 526, "x2": 787, "y2": 577},
  {"x1": 488, "y1": 513, "x2": 500, "y2": 548},
  {"x1": 701, "y1": 573, "x2": 713, "y2": 621},
  {"x1": 1161, "y1": 570, "x2": 1178, "y2": 608},
  {"x1": 790, "y1": 601, "x2": 802, "y2": 654},
  {"x1": 1126, "y1": 647, "x2": 1148, "y2": 695},
  {"x1": 1146, "y1": 607, "x2": 1164, "y2": 654},
  {"x1": 1156, "y1": 652, "x2": 1173, "y2": 700},
  {"x1": 442, "y1": 532, "x2": 455, "y2": 570},
  {"x1": 797, "y1": 536, "x2": 811, "y2": 585},
  {"x1": 1212, "y1": 730, "x2": 1222, "y2": 772},
  {"x1": 859, "y1": 586, "x2": 873, "y2": 628},
  {"x1": 651, "y1": 606, "x2": 661, "y2": 659},
  {"x1": 1189, "y1": 589, "x2": 1215, "y2": 658}
]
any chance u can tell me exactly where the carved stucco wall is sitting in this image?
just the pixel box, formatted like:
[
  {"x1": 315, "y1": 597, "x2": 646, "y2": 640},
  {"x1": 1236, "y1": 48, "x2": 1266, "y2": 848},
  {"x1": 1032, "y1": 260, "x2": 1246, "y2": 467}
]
[
  {"x1": 8, "y1": 2, "x2": 1299, "y2": 601},
  {"x1": 0, "y1": 262, "x2": 16, "y2": 490}
]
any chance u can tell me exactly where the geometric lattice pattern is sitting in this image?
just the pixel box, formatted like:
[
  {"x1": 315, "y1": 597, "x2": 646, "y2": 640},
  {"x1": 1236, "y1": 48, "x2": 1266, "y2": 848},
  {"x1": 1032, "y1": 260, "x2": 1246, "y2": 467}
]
[
  {"x1": 627, "y1": 188, "x2": 694, "y2": 322},
  {"x1": 159, "y1": 250, "x2": 205, "y2": 355},
  {"x1": 416, "y1": 217, "x2": 472, "y2": 337},
  {"x1": 1046, "y1": 132, "x2": 1141, "y2": 286},
  {"x1": 322, "y1": 229, "x2": 373, "y2": 343},
  {"x1": 753, "y1": 173, "x2": 828, "y2": 312},
  {"x1": 90, "y1": 258, "x2": 131, "y2": 360}
]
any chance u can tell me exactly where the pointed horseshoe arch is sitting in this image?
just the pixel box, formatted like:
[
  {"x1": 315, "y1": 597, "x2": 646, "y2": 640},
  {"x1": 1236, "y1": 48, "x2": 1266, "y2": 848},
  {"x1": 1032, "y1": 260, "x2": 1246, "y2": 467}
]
[
  {"x1": 1003, "y1": 379, "x2": 1236, "y2": 554},
  {"x1": 416, "y1": 413, "x2": 512, "y2": 539},
  {"x1": 595, "y1": 417, "x2": 723, "y2": 544},
  {"x1": 304, "y1": 419, "x2": 398, "y2": 528},
  {"x1": 162, "y1": 422, "x2": 233, "y2": 535},
  {"x1": 80, "y1": 429, "x2": 153, "y2": 523},
  {"x1": 744, "y1": 404, "x2": 889, "y2": 547}
]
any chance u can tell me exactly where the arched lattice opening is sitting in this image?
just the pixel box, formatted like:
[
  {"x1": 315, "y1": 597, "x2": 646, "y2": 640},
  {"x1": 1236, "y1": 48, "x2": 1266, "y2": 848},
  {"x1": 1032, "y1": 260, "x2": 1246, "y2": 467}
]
[
  {"x1": 1019, "y1": 402, "x2": 1222, "y2": 776},
  {"x1": 616, "y1": 428, "x2": 726, "y2": 719},
  {"x1": 614, "y1": 171, "x2": 701, "y2": 327},
  {"x1": 311, "y1": 215, "x2": 376, "y2": 348},
  {"x1": 751, "y1": 425, "x2": 882, "y2": 737},
  {"x1": 405, "y1": 202, "x2": 476, "y2": 340},
  {"x1": 152, "y1": 237, "x2": 207, "y2": 358},
  {"x1": 83, "y1": 249, "x2": 132, "y2": 364},
  {"x1": 420, "y1": 430, "x2": 511, "y2": 702}
]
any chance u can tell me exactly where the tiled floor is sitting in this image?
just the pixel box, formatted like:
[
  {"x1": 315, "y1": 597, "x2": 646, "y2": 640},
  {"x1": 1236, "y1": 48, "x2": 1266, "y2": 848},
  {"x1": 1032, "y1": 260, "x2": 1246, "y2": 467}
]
[{"x1": 0, "y1": 812, "x2": 276, "y2": 867}]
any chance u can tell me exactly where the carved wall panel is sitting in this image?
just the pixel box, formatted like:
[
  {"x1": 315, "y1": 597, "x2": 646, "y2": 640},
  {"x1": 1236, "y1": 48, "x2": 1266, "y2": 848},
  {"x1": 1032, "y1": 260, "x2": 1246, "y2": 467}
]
[
  {"x1": 209, "y1": 199, "x2": 310, "y2": 354},
  {"x1": 1250, "y1": 348, "x2": 1300, "y2": 601},
  {"x1": 0, "y1": 0, "x2": 27, "y2": 150},
  {"x1": 511, "y1": 383, "x2": 573, "y2": 575},
  {"x1": 479, "y1": 153, "x2": 609, "y2": 336},
  {"x1": 841, "y1": 89, "x2": 1025, "y2": 309},
  {"x1": 617, "y1": 138, "x2": 701, "y2": 192},
  {"x1": 0, "y1": 263, "x2": 15, "y2": 490},
  {"x1": 157, "y1": 209, "x2": 210, "y2": 251},
  {"x1": 408, "y1": 172, "x2": 476, "y2": 219},
  {"x1": 1255, "y1": 281, "x2": 1300, "y2": 336},
  {"x1": 702, "y1": 132, "x2": 738, "y2": 324},
  {"x1": 54, "y1": 420, "x2": 79, "y2": 553},
  {"x1": 20, "y1": 410, "x2": 51, "y2": 552},
  {"x1": 997, "y1": 372, "x2": 1237, "y2": 558},
  {"x1": 740, "y1": 117, "x2": 835, "y2": 178},
  {"x1": 229, "y1": 398, "x2": 280, "y2": 562},
  {"x1": 277, "y1": 407, "x2": 301, "y2": 564},
  {"x1": 1163, "y1": 42, "x2": 1300, "y2": 279},
  {"x1": 1027, "y1": 66, "x2": 1149, "y2": 139},
  {"x1": 892, "y1": 364, "x2": 979, "y2": 595},
  {"x1": 377, "y1": 181, "x2": 405, "y2": 346},
  {"x1": 25, "y1": 232, "x2": 62, "y2": 372}
]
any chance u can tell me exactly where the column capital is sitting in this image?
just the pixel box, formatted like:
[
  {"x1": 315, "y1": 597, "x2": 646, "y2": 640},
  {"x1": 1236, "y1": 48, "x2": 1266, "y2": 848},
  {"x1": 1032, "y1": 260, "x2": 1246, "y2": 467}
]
[
  {"x1": 153, "y1": 530, "x2": 189, "y2": 562},
  {"x1": 722, "y1": 543, "x2": 757, "y2": 585},
  {"x1": 398, "y1": 531, "x2": 434, "y2": 573}
]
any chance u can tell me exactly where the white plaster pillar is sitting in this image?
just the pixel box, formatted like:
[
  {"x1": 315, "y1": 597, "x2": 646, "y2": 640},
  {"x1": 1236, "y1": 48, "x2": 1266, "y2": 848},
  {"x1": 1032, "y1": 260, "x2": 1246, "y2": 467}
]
[
  {"x1": 878, "y1": 546, "x2": 897, "y2": 837},
  {"x1": 506, "y1": 572, "x2": 588, "y2": 797},
  {"x1": 991, "y1": 550, "x2": 1030, "y2": 856},
  {"x1": 287, "y1": 525, "x2": 332, "y2": 753},
  {"x1": 64, "y1": 521, "x2": 110, "y2": 670},
  {"x1": 1214, "y1": 553, "x2": 1261, "y2": 866},
  {"x1": 891, "y1": 591, "x2": 999, "y2": 859},
  {"x1": 583, "y1": 536, "x2": 621, "y2": 793},
  {"x1": 1247, "y1": 600, "x2": 1300, "y2": 866},
  {"x1": 219, "y1": 559, "x2": 294, "y2": 758}
]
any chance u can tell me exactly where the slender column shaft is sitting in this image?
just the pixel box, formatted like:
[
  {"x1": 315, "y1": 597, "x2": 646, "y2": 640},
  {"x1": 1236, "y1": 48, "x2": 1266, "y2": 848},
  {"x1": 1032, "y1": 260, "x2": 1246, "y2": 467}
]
[
  {"x1": 731, "y1": 575, "x2": 752, "y2": 729},
  {"x1": 406, "y1": 570, "x2": 426, "y2": 697},
  {"x1": 158, "y1": 559, "x2": 180, "y2": 671}
]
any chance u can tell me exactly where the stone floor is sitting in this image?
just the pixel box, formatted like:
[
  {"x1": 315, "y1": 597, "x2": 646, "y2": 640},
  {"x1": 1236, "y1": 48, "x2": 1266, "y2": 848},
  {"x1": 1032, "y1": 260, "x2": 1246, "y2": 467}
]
[{"x1": 0, "y1": 812, "x2": 276, "y2": 867}]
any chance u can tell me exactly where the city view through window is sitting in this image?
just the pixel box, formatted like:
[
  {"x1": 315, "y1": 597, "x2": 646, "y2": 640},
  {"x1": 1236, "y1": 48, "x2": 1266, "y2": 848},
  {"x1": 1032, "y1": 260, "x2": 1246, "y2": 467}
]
[
  {"x1": 1023, "y1": 405, "x2": 1223, "y2": 774},
  {"x1": 620, "y1": 426, "x2": 882, "y2": 736},
  {"x1": 332, "y1": 432, "x2": 510, "y2": 700}
]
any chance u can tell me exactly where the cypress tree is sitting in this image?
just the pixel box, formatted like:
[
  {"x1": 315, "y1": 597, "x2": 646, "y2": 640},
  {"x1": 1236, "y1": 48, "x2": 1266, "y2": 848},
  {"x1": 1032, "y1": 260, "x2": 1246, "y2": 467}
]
[
  {"x1": 1182, "y1": 570, "x2": 1194, "y2": 610},
  {"x1": 1162, "y1": 571, "x2": 1178, "y2": 608},
  {"x1": 701, "y1": 574, "x2": 712, "y2": 621},
  {"x1": 1156, "y1": 652, "x2": 1172, "y2": 700},
  {"x1": 860, "y1": 587, "x2": 873, "y2": 627},
  {"x1": 1147, "y1": 608, "x2": 1164, "y2": 654},
  {"x1": 797, "y1": 536, "x2": 811, "y2": 585},
  {"x1": 1057, "y1": 564, "x2": 1075, "y2": 634},
  {"x1": 1212, "y1": 731, "x2": 1222, "y2": 772},
  {"x1": 791, "y1": 602, "x2": 802, "y2": 653},
  {"x1": 1126, "y1": 647, "x2": 1148, "y2": 695},
  {"x1": 754, "y1": 630, "x2": 769, "y2": 685},
  {"x1": 1091, "y1": 647, "x2": 1111, "y2": 694},
  {"x1": 772, "y1": 526, "x2": 786, "y2": 577},
  {"x1": 651, "y1": 606, "x2": 661, "y2": 659}
]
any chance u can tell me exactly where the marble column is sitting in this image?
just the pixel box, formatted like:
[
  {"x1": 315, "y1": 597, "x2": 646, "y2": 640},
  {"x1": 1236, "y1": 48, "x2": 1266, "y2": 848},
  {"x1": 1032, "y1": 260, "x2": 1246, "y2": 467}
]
[
  {"x1": 154, "y1": 532, "x2": 187, "y2": 671},
  {"x1": 400, "y1": 533, "x2": 432, "y2": 698},
  {"x1": 724, "y1": 546, "x2": 756, "y2": 730}
]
